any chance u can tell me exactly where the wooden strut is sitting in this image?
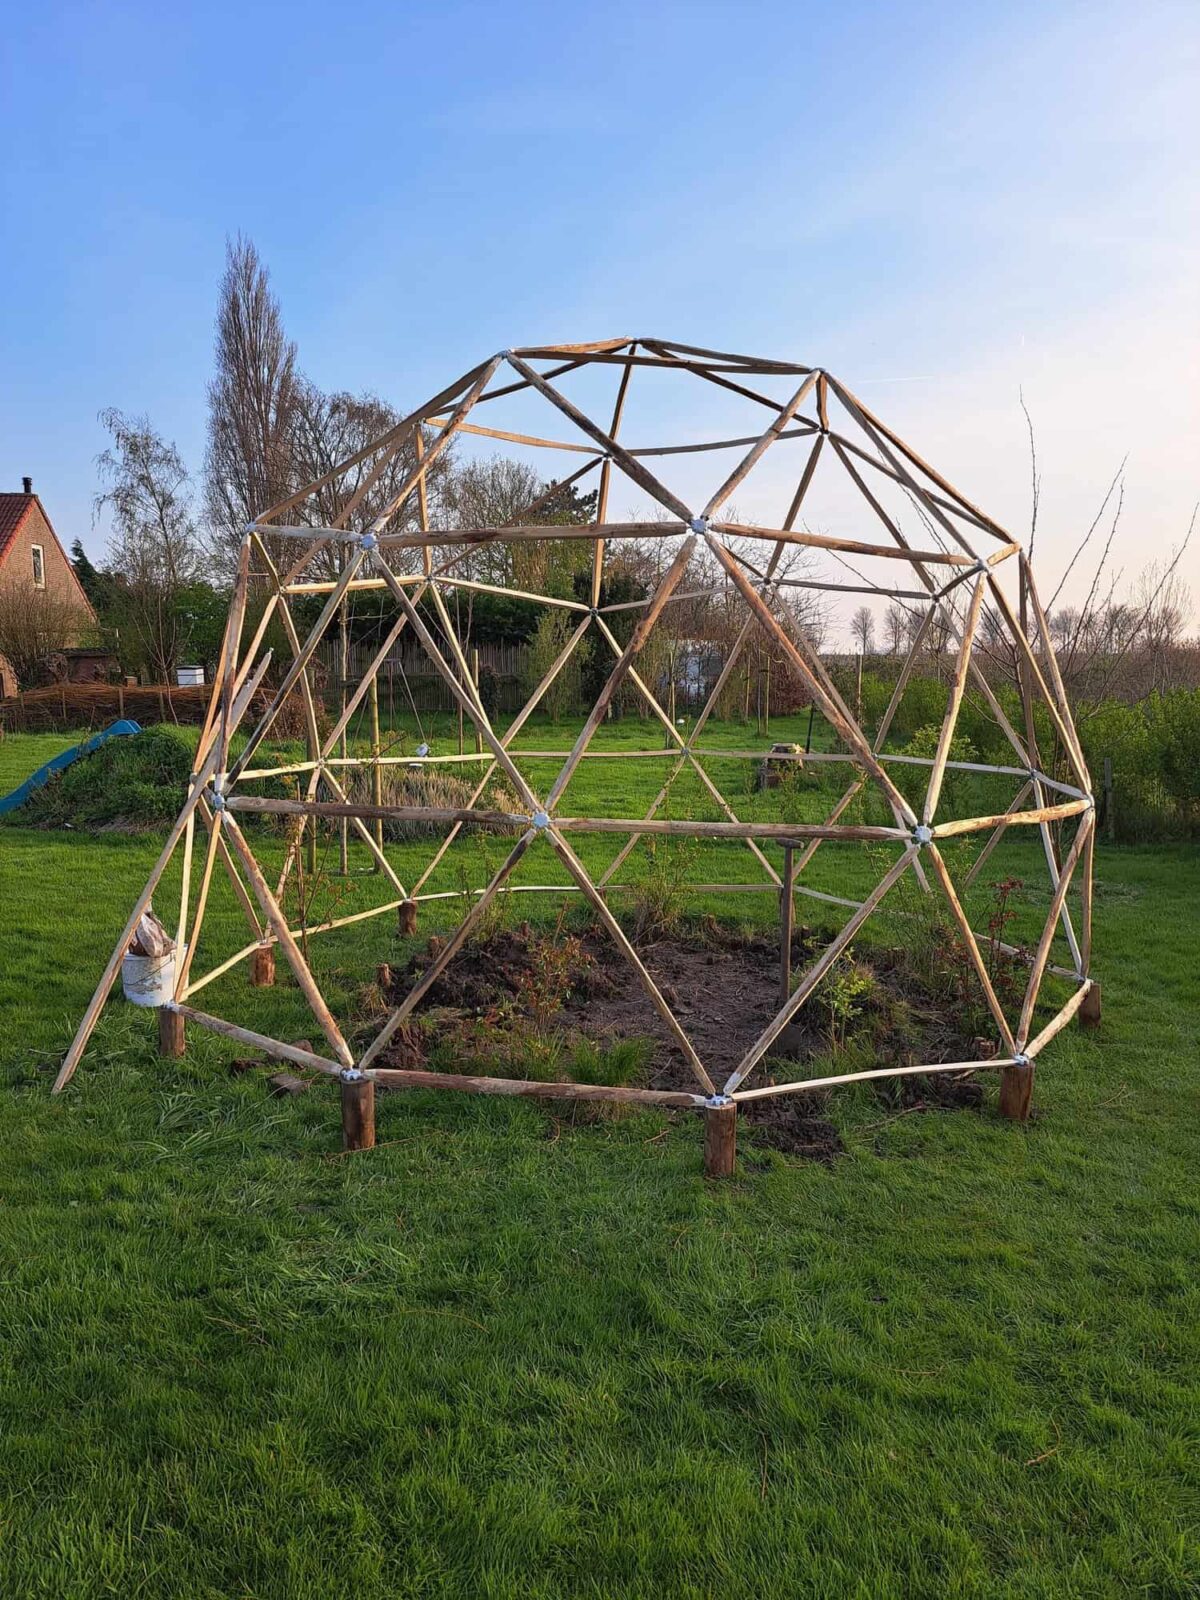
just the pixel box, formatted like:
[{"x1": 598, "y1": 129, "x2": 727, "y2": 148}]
[
  {"x1": 53, "y1": 653, "x2": 268, "y2": 1092},
  {"x1": 55, "y1": 338, "x2": 1094, "y2": 1127}
]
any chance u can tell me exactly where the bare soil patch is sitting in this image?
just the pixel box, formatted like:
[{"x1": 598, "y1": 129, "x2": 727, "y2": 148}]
[{"x1": 375, "y1": 919, "x2": 996, "y2": 1161}]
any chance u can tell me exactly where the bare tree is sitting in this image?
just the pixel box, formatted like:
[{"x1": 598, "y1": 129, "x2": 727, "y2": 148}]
[
  {"x1": 0, "y1": 588, "x2": 82, "y2": 688},
  {"x1": 205, "y1": 236, "x2": 297, "y2": 573},
  {"x1": 883, "y1": 600, "x2": 908, "y2": 655},
  {"x1": 290, "y1": 381, "x2": 454, "y2": 573},
  {"x1": 850, "y1": 605, "x2": 875, "y2": 656},
  {"x1": 96, "y1": 408, "x2": 205, "y2": 681}
]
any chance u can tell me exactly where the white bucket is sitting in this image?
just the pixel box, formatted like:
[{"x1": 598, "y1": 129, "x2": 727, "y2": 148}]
[
  {"x1": 121, "y1": 945, "x2": 182, "y2": 1007},
  {"x1": 176, "y1": 666, "x2": 205, "y2": 688}
]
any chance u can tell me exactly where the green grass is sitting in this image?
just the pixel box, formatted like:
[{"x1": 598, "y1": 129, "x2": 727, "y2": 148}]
[
  {"x1": 0, "y1": 730, "x2": 76, "y2": 793},
  {"x1": 0, "y1": 722, "x2": 1198, "y2": 1597}
]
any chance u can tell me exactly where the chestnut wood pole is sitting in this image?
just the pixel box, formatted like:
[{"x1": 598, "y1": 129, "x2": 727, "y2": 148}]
[
  {"x1": 340, "y1": 1070, "x2": 376, "y2": 1152},
  {"x1": 704, "y1": 1100, "x2": 737, "y2": 1178},
  {"x1": 504, "y1": 353, "x2": 695, "y2": 523},
  {"x1": 408, "y1": 612, "x2": 592, "y2": 901},
  {"x1": 701, "y1": 371, "x2": 819, "y2": 519},
  {"x1": 1016, "y1": 811, "x2": 1093, "y2": 1049},
  {"x1": 1080, "y1": 982, "x2": 1102, "y2": 1028},
  {"x1": 592, "y1": 346, "x2": 636, "y2": 607},
  {"x1": 371, "y1": 1067, "x2": 705, "y2": 1108},
  {"x1": 369, "y1": 673, "x2": 384, "y2": 860},
  {"x1": 359, "y1": 831, "x2": 537, "y2": 1072},
  {"x1": 158, "y1": 1005, "x2": 185, "y2": 1059},
  {"x1": 54, "y1": 740, "x2": 224, "y2": 1092},
  {"x1": 779, "y1": 846, "x2": 796, "y2": 1007},
  {"x1": 724, "y1": 847, "x2": 918, "y2": 1094},
  {"x1": 251, "y1": 947, "x2": 276, "y2": 987},
  {"x1": 264, "y1": 570, "x2": 410, "y2": 903},
  {"x1": 338, "y1": 587, "x2": 350, "y2": 875},
  {"x1": 221, "y1": 813, "x2": 356, "y2": 1068},
  {"x1": 706, "y1": 534, "x2": 918, "y2": 828},
  {"x1": 255, "y1": 355, "x2": 494, "y2": 532},
  {"x1": 998, "y1": 1059, "x2": 1033, "y2": 1122}
]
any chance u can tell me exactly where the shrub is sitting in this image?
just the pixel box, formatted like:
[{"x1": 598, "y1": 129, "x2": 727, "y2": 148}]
[
  {"x1": 9, "y1": 725, "x2": 194, "y2": 830},
  {"x1": 1078, "y1": 688, "x2": 1200, "y2": 840},
  {"x1": 897, "y1": 723, "x2": 978, "y2": 814}
]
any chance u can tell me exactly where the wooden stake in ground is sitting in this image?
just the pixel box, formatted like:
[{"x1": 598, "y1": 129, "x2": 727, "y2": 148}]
[
  {"x1": 779, "y1": 845, "x2": 796, "y2": 1007},
  {"x1": 704, "y1": 1099, "x2": 737, "y2": 1178},
  {"x1": 158, "y1": 1005, "x2": 185, "y2": 1060},
  {"x1": 340, "y1": 1069, "x2": 376, "y2": 1151}
]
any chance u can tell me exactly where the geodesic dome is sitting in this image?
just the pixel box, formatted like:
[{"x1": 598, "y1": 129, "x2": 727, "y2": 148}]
[{"x1": 57, "y1": 338, "x2": 1097, "y2": 1126}]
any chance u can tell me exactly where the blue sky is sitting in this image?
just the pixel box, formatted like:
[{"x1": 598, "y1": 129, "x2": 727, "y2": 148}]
[{"x1": 2, "y1": 0, "x2": 1197, "y2": 622}]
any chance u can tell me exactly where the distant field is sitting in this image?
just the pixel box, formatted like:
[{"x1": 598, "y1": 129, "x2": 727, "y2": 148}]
[{"x1": 0, "y1": 718, "x2": 1197, "y2": 1597}]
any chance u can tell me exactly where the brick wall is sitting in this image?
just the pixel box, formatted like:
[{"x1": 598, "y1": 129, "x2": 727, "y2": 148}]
[{"x1": 0, "y1": 497, "x2": 96, "y2": 695}]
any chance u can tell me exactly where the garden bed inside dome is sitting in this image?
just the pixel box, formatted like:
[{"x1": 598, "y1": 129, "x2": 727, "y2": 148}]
[{"x1": 372, "y1": 913, "x2": 1017, "y2": 1160}]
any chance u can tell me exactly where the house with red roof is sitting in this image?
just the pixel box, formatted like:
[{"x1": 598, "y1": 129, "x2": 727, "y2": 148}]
[{"x1": 0, "y1": 479, "x2": 97, "y2": 697}]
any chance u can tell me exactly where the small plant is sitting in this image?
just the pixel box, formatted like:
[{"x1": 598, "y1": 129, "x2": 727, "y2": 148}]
[
  {"x1": 984, "y1": 875, "x2": 1027, "y2": 1009},
  {"x1": 512, "y1": 908, "x2": 592, "y2": 1031},
  {"x1": 818, "y1": 955, "x2": 876, "y2": 1053},
  {"x1": 630, "y1": 837, "x2": 697, "y2": 942}
]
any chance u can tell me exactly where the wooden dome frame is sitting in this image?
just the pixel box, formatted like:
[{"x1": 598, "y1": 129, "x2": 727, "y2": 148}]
[{"x1": 55, "y1": 339, "x2": 1099, "y2": 1168}]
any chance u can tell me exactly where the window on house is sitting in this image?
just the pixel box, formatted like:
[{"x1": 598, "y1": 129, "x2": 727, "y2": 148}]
[{"x1": 31, "y1": 544, "x2": 45, "y2": 589}]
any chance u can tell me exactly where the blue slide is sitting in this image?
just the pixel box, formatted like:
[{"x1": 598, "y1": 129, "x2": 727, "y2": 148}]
[{"x1": 0, "y1": 719, "x2": 142, "y2": 815}]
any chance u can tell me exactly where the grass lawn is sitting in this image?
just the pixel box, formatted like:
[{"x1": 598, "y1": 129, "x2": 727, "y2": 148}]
[
  {"x1": 0, "y1": 719, "x2": 1197, "y2": 1597},
  {"x1": 0, "y1": 730, "x2": 76, "y2": 794}
]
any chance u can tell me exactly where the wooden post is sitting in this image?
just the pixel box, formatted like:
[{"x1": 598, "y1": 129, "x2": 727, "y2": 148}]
[
  {"x1": 472, "y1": 647, "x2": 483, "y2": 755},
  {"x1": 158, "y1": 1004, "x2": 185, "y2": 1059},
  {"x1": 1103, "y1": 757, "x2": 1115, "y2": 843},
  {"x1": 1080, "y1": 981, "x2": 1102, "y2": 1028},
  {"x1": 704, "y1": 1099, "x2": 737, "y2": 1177},
  {"x1": 376, "y1": 963, "x2": 392, "y2": 990},
  {"x1": 338, "y1": 591, "x2": 349, "y2": 875},
  {"x1": 250, "y1": 946, "x2": 276, "y2": 987},
  {"x1": 369, "y1": 674, "x2": 384, "y2": 862},
  {"x1": 398, "y1": 899, "x2": 418, "y2": 937},
  {"x1": 779, "y1": 844, "x2": 795, "y2": 1006},
  {"x1": 998, "y1": 1059, "x2": 1033, "y2": 1122},
  {"x1": 340, "y1": 1069, "x2": 376, "y2": 1151}
]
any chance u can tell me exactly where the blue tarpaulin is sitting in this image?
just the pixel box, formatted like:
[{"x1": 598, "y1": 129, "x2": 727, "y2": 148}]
[{"x1": 0, "y1": 720, "x2": 143, "y2": 815}]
